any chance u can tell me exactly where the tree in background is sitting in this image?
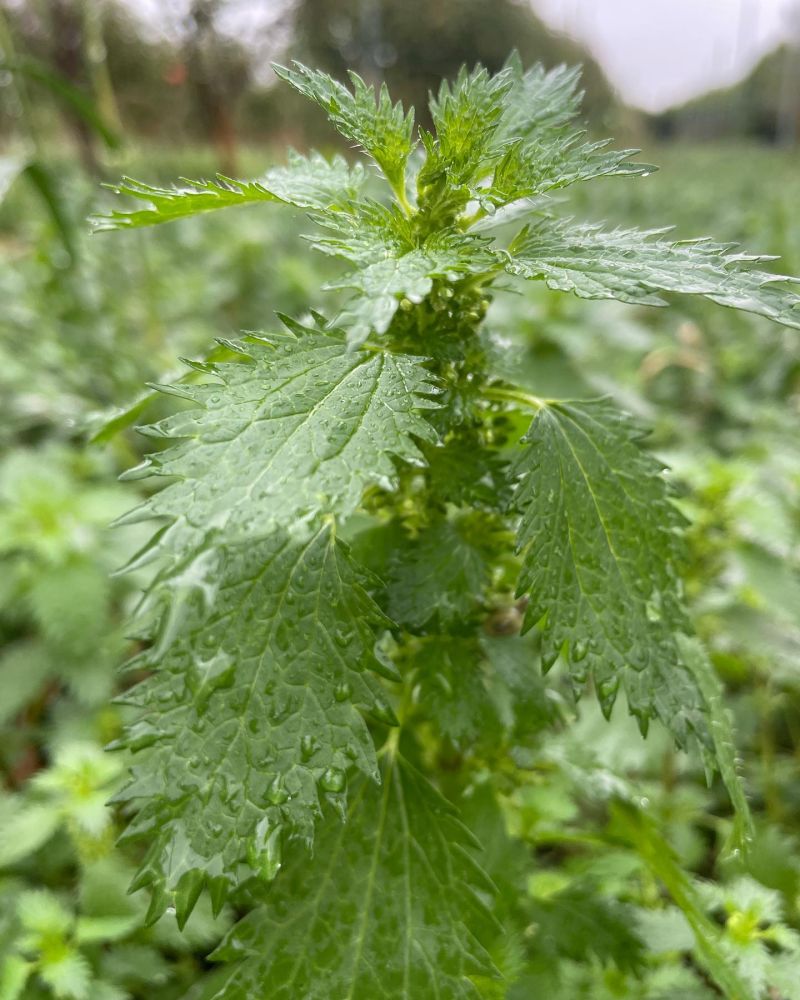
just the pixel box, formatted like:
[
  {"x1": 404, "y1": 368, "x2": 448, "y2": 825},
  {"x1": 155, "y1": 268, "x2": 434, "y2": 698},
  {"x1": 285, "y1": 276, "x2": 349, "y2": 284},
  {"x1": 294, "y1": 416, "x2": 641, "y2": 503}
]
[
  {"x1": 2, "y1": 0, "x2": 797, "y2": 166},
  {"x1": 182, "y1": 0, "x2": 250, "y2": 174},
  {"x1": 290, "y1": 0, "x2": 615, "y2": 126},
  {"x1": 2, "y1": 0, "x2": 616, "y2": 157}
]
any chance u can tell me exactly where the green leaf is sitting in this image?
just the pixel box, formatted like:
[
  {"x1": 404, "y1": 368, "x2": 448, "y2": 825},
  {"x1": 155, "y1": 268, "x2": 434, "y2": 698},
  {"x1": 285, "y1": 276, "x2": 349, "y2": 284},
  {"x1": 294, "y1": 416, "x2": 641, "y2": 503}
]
[
  {"x1": 495, "y1": 56, "x2": 585, "y2": 141},
  {"x1": 724, "y1": 889, "x2": 800, "y2": 1000},
  {"x1": 416, "y1": 58, "x2": 646, "y2": 220},
  {"x1": 307, "y1": 198, "x2": 414, "y2": 264},
  {"x1": 0, "y1": 798, "x2": 60, "y2": 867},
  {"x1": 94, "y1": 174, "x2": 280, "y2": 231},
  {"x1": 511, "y1": 397, "x2": 709, "y2": 746},
  {"x1": 526, "y1": 881, "x2": 645, "y2": 970},
  {"x1": 386, "y1": 513, "x2": 493, "y2": 629},
  {"x1": 481, "y1": 634, "x2": 562, "y2": 739},
  {"x1": 421, "y1": 64, "x2": 514, "y2": 187},
  {"x1": 483, "y1": 58, "x2": 647, "y2": 211},
  {"x1": 677, "y1": 636, "x2": 754, "y2": 855},
  {"x1": 483, "y1": 136, "x2": 645, "y2": 211},
  {"x1": 209, "y1": 755, "x2": 500, "y2": 999},
  {"x1": 115, "y1": 524, "x2": 397, "y2": 920},
  {"x1": 330, "y1": 246, "x2": 461, "y2": 345},
  {"x1": 414, "y1": 65, "x2": 513, "y2": 226},
  {"x1": 88, "y1": 339, "x2": 251, "y2": 444},
  {"x1": 274, "y1": 62, "x2": 415, "y2": 196},
  {"x1": 408, "y1": 636, "x2": 499, "y2": 745},
  {"x1": 256, "y1": 150, "x2": 366, "y2": 210},
  {"x1": 399, "y1": 631, "x2": 560, "y2": 749},
  {"x1": 150, "y1": 893, "x2": 233, "y2": 952},
  {"x1": 504, "y1": 219, "x2": 800, "y2": 330},
  {"x1": 27, "y1": 560, "x2": 110, "y2": 659},
  {"x1": 117, "y1": 325, "x2": 439, "y2": 556},
  {"x1": 0, "y1": 955, "x2": 33, "y2": 1000},
  {"x1": 74, "y1": 915, "x2": 140, "y2": 945},
  {"x1": 423, "y1": 439, "x2": 513, "y2": 511},
  {"x1": 17, "y1": 890, "x2": 73, "y2": 937},
  {"x1": 92, "y1": 152, "x2": 365, "y2": 231},
  {"x1": 32, "y1": 743, "x2": 122, "y2": 841},
  {"x1": 20, "y1": 161, "x2": 77, "y2": 261},
  {"x1": 38, "y1": 951, "x2": 92, "y2": 1000},
  {"x1": 0, "y1": 642, "x2": 53, "y2": 727},
  {"x1": 334, "y1": 248, "x2": 454, "y2": 344}
]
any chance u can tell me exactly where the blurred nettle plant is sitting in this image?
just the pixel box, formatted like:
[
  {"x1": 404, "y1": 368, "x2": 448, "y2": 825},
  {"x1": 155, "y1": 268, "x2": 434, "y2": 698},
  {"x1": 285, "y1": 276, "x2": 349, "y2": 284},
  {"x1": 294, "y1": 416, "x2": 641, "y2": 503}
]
[{"x1": 92, "y1": 58, "x2": 800, "y2": 997}]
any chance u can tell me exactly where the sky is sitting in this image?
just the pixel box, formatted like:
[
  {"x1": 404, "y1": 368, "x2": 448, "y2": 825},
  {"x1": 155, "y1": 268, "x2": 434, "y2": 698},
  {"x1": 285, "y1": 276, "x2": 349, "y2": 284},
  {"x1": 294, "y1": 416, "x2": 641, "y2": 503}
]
[{"x1": 530, "y1": 0, "x2": 800, "y2": 111}]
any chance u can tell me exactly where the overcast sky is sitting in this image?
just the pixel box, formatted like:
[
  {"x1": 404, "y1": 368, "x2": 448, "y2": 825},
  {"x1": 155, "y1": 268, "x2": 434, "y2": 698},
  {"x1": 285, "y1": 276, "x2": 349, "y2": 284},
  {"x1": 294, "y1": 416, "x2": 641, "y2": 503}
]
[{"x1": 530, "y1": 0, "x2": 800, "y2": 111}]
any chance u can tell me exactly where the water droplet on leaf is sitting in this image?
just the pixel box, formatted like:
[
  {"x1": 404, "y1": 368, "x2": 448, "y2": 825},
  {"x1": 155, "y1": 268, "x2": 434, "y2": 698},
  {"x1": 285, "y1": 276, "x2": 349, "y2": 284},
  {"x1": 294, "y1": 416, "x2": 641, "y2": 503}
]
[{"x1": 320, "y1": 767, "x2": 346, "y2": 793}]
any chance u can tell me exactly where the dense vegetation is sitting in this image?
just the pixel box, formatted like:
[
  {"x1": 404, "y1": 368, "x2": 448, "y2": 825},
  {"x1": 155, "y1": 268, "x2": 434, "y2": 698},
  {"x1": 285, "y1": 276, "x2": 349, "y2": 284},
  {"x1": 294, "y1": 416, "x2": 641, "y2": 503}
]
[{"x1": 2, "y1": 55, "x2": 800, "y2": 1000}]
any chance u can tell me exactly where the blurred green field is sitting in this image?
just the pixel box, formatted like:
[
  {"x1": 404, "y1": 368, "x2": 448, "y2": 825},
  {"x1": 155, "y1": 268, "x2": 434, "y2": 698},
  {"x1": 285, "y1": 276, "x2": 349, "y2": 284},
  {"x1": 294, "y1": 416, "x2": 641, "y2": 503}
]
[{"x1": 1, "y1": 139, "x2": 799, "y2": 998}]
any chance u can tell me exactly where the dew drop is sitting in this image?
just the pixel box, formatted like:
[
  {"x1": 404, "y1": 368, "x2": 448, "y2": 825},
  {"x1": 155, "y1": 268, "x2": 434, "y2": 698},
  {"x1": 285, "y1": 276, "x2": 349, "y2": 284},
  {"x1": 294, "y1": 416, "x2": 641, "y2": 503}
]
[
  {"x1": 334, "y1": 681, "x2": 352, "y2": 703},
  {"x1": 248, "y1": 820, "x2": 282, "y2": 881},
  {"x1": 320, "y1": 767, "x2": 346, "y2": 793},
  {"x1": 191, "y1": 650, "x2": 236, "y2": 712},
  {"x1": 370, "y1": 699, "x2": 398, "y2": 726},
  {"x1": 541, "y1": 647, "x2": 559, "y2": 673},
  {"x1": 274, "y1": 621, "x2": 291, "y2": 653},
  {"x1": 267, "y1": 775, "x2": 289, "y2": 806},
  {"x1": 645, "y1": 596, "x2": 662, "y2": 623},
  {"x1": 571, "y1": 639, "x2": 589, "y2": 663},
  {"x1": 598, "y1": 678, "x2": 619, "y2": 718}
]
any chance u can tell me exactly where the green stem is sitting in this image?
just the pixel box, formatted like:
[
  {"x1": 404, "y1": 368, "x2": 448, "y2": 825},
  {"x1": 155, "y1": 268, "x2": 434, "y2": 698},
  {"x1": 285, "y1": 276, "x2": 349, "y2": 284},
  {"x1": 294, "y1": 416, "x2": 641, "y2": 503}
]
[
  {"x1": 614, "y1": 802, "x2": 755, "y2": 1000},
  {"x1": 379, "y1": 726, "x2": 401, "y2": 761},
  {"x1": 457, "y1": 266, "x2": 504, "y2": 291},
  {"x1": 460, "y1": 206, "x2": 488, "y2": 229},
  {"x1": 528, "y1": 829, "x2": 609, "y2": 851},
  {"x1": 390, "y1": 178, "x2": 414, "y2": 217},
  {"x1": 482, "y1": 385, "x2": 548, "y2": 411}
]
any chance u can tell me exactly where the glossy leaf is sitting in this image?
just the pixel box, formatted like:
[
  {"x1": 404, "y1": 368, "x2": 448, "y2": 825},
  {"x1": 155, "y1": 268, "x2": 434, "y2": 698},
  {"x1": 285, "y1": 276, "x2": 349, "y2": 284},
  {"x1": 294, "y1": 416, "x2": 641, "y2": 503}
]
[
  {"x1": 511, "y1": 398, "x2": 708, "y2": 746},
  {"x1": 420, "y1": 64, "x2": 513, "y2": 188},
  {"x1": 504, "y1": 218, "x2": 800, "y2": 329},
  {"x1": 386, "y1": 514, "x2": 493, "y2": 629},
  {"x1": 274, "y1": 62, "x2": 415, "y2": 196},
  {"x1": 115, "y1": 524, "x2": 396, "y2": 920},
  {"x1": 118, "y1": 324, "x2": 439, "y2": 557},
  {"x1": 208, "y1": 755, "x2": 500, "y2": 999},
  {"x1": 92, "y1": 152, "x2": 365, "y2": 230}
]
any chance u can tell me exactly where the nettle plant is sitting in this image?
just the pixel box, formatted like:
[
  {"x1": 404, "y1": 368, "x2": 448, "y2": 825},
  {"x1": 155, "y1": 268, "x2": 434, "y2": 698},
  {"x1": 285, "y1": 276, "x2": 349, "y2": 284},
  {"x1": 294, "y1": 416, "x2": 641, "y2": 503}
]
[{"x1": 96, "y1": 59, "x2": 800, "y2": 997}]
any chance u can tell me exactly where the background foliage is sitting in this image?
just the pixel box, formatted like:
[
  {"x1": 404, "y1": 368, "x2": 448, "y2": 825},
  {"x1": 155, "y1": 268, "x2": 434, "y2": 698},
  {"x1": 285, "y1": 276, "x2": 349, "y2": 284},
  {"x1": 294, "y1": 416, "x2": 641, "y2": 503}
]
[{"x1": 1, "y1": 2, "x2": 799, "y2": 998}]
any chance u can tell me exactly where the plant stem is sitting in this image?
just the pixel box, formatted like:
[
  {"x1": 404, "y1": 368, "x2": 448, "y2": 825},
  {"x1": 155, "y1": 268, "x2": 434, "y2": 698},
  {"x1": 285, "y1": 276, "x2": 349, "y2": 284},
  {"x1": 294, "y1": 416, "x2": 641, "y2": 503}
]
[
  {"x1": 391, "y1": 179, "x2": 414, "y2": 216},
  {"x1": 460, "y1": 206, "x2": 488, "y2": 229},
  {"x1": 379, "y1": 726, "x2": 400, "y2": 761},
  {"x1": 482, "y1": 385, "x2": 548, "y2": 411}
]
